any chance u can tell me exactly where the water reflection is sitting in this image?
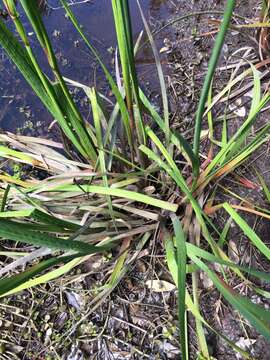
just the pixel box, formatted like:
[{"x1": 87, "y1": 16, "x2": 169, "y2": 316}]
[
  {"x1": 0, "y1": 0, "x2": 172, "y2": 134},
  {"x1": 37, "y1": 0, "x2": 49, "y2": 14},
  {"x1": 2, "y1": 0, "x2": 48, "y2": 16},
  {"x1": 148, "y1": 0, "x2": 167, "y2": 12}
]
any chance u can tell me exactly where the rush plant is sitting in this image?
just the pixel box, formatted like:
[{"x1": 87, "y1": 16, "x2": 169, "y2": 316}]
[{"x1": 0, "y1": 1, "x2": 269, "y2": 358}]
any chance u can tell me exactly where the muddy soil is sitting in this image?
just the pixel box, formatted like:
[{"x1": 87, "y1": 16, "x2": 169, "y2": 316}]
[
  {"x1": 0, "y1": 1, "x2": 270, "y2": 359},
  {"x1": 166, "y1": 1, "x2": 270, "y2": 359}
]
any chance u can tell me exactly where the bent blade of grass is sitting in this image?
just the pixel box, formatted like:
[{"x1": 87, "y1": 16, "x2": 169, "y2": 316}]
[
  {"x1": 225, "y1": 63, "x2": 262, "y2": 158},
  {"x1": 187, "y1": 243, "x2": 270, "y2": 282},
  {"x1": 140, "y1": 130, "x2": 222, "y2": 257},
  {"x1": 190, "y1": 254, "x2": 270, "y2": 340},
  {"x1": 0, "y1": 15, "x2": 93, "y2": 160},
  {"x1": 205, "y1": 62, "x2": 266, "y2": 116},
  {"x1": 0, "y1": 248, "x2": 52, "y2": 277},
  {"x1": 113, "y1": 203, "x2": 159, "y2": 221},
  {"x1": 209, "y1": 133, "x2": 269, "y2": 183},
  {"x1": 38, "y1": 184, "x2": 178, "y2": 212},
  {"x1": 0, "y1": 174, "x2": 31, "y2": 188},
  {"x1": 20, "y1": 0, "x2": 96, "y2": 159},
  {"x1": 199, "y1": 95, "x2": 270, "y2": 190},
  {"x1": 0, "y1": 219, "x2": 111, "y2": 254},
  {"x1": 137, "y1": 0, "x2": 169, "y2": 146},
  {"x1": 30, "y1": 209, "x2": 80, "y2": 231},
  {"x1": 223, "y1": 203, "x2": 270, "y2": 261},
  {"x1": 0, "y1": 146, "x2": 49, "y2": 167},
  {"x1": 60, "y1": 0, "x2": 133, "y2": 153},
  {"x1": 1, "y1": 255, "x2": 87, "y2": 298},
  {"x1": 163, "y1": 230, "x2": 252, "y2": 359},
  {"x1": 171, "y1": 214, "x2": 189, "y2": 360},
  {"x1": 139, "y1": 90, "x2": 198, "y2": 170},
  {"x1": 0, "y1": 144, "x2": 44, "y2": 164},
  {"x1": 0, "y1": 211, "x2": 75, "y2": 234},
  {"x1": 228, "y1": 204, "x2": 270, "y2": 222},
  {"x1": 0, "y1": 134, "x2": 90, "y2": 172},
  {"x1": 0, "y1": 253, "x2": 84, "y2": 297},
  {"x1": 140, "y1": 142, "x2": 246, "y2": 284}
]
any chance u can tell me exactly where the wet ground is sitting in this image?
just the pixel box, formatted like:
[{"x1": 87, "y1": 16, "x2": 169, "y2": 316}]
[{"x1": 1, "y1": 0, "x2": 270, "y2": 359}]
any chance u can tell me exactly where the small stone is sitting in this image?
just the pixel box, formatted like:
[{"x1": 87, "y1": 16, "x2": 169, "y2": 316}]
[{"x1": 52, "y1": 29, "x2": 61, "y2": 38}]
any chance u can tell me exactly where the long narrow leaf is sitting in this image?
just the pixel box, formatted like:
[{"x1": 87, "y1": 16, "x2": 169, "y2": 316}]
[
  {"x1": 193, "y1": 0, "x2": 236, "y2": 171},
  {"x1": 223, "y1": 203, "x2": 270, "y2": 261},
  {"x1": 0, "y1": 219, "x2": 111, "y2": 253},
  {"x1": 171, "y1": 214, "x2": 188, "y2": 360}
]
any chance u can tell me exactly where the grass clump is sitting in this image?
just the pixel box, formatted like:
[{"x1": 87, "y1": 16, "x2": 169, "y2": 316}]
[{"x1": 0, "y1": 0, "x2": 270, "y2": 358}]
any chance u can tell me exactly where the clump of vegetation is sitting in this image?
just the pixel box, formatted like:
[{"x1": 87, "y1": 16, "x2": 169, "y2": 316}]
[{"x1": 0, "y1": 0, "x2": 270, "y2": 358}]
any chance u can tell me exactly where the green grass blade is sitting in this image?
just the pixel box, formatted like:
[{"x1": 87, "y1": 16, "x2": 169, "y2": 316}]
[
  {"x1": 20, "y1": 0, "x2": 90, "y2": 130},
  {"x1": 190, "y1": 254, "x2": 270, "y2": 340},
  {"x1": 218, "y1": 216, "x2": 232, "y2": 247},
  {"x1": 0, "y1": 219, "x2": 111, "y2": 253},
  {"x1": 171, "y1": 129, "x2": 200, "y2": 171},
  {"x1": 0, "y1": 210, "x2": 34, "y2": 218},
  {"x1": 111, "y1": 0, "x2": 135, "y2": 143},
  {"x1": 225, "y1": 63, "x2": 262, "y2": 158},
  {"x1": 31, "y1": 209, "x2": 80, "y2": 231},
  {"x1": 223, "y1": 203, "x2": 270, "y2": 261},
  {"x1": 42, "y1": 184, "x2": 178, "y2": 212},
  {"x1": 59, "y1": 0, "x2": 133, "y2": 153},
  {"x1": 121, "y1": 0, "x2": 146, "y2": 147},
  {"x1": 137, "y1": 0, "x2": 169, "y2": 146},
  {"x1": 193, "y1": 0, "x2": 236, "y2": 171},
  {"x1": 171, "y1": 214, "x2": 189, "y2": 360},
  {"x1": 139, "y1": 142, "x2": 220, "y2": 255},
  {"x1": 256, "y1": 170, "x2": 270, "y2": 204},
  {"x1": 204, "y1": 91, "x2": 270, "y2": 180},
  {"x1": 207, "y1": 81, "x2": 214, "y2": 143},
  {"x1": 89, "y1": 88, "x2": 114, "y2": 218},
  {"x1": 0, "y1": 14, "x2": 94, "y2": 160},
  {"x1": 187, "y1": 243, "x2": 270, "y2": 282},
  {"x1": 163, "y1": 229, "x2": 252, "y2": 359},
  {"x1": 0, "y1": 255, "x2": 85, "y2": 297},
  {"x1": 139, "y1": 90, "x2": 198, "y2": 169},
  {"x1": 0, "y1": 254, "x2": 82, "y2": 297},
  {"x1": 0, "y1": 18, "x2": 51, "y2": 109}
]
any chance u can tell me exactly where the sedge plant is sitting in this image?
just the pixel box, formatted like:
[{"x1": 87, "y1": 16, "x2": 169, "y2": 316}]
[{"x1": 0, "y1": 0, "x2": 270, "y2": 359}]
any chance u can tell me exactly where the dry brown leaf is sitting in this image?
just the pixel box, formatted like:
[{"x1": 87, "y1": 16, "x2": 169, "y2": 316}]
[{"x1": 146, "y1": 280, "x2": 176, "y2": 292}]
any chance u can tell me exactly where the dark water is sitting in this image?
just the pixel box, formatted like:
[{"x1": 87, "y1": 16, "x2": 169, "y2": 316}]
[{"x1": 0, "y1": 0, "x2": 173, "y2": 135}]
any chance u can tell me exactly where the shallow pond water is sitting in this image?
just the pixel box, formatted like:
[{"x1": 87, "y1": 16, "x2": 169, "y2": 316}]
[{"x1": 0, "y1": 0, "x2": 173, "y2": 134}]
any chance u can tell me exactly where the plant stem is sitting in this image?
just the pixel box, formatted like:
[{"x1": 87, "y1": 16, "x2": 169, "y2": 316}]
[{"x1": 193, "y1": 0, "x2": 236, "y2": 176}]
